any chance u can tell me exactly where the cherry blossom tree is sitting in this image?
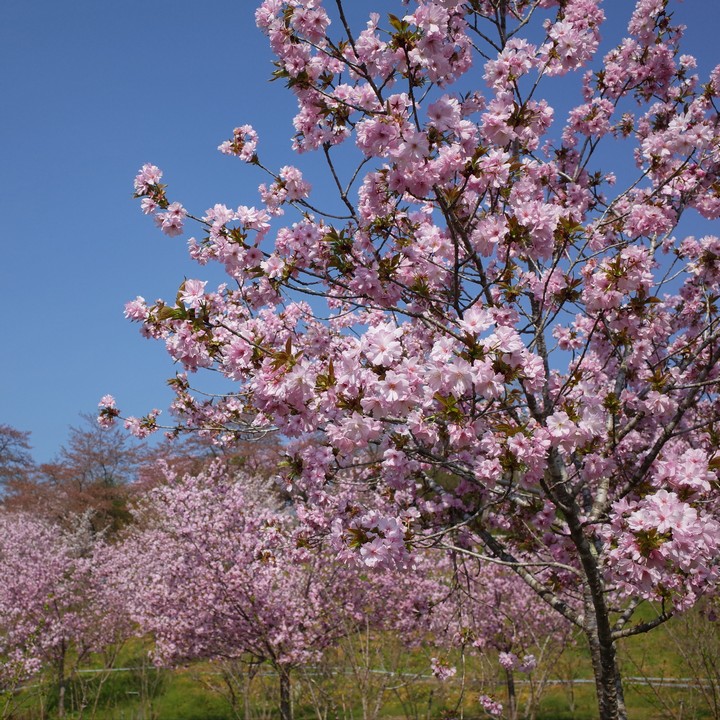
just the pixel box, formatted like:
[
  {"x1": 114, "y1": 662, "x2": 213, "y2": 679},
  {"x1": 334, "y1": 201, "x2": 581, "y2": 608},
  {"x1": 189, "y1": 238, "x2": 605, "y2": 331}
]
[
  {"x1": 0, "y1": 510, "x2": 131, "y2": 718},
  {"x1": 103, "y1": 2, "x2": 720, "y2": 718},
  {"x1": 437, "y1": 556, "x2": 575, "y2": 719},
  {"x1": 0, "y1": 512, "x2": 55, "y2": 713},
  {"x1": 112, "y1": 460, "x2": 377, "y2": 720}
]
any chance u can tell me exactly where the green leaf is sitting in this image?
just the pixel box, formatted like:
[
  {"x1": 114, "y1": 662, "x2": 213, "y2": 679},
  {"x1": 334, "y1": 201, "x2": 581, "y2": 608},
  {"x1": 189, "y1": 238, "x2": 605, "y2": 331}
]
[{"x1": 388, "y1": 13, "x2": 407, "y2": 32}]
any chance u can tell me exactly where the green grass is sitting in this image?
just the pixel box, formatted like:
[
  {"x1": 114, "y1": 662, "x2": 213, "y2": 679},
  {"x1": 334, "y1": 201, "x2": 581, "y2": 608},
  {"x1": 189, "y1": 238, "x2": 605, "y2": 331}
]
[{"x1": 9, "y1": 608, "x2": 720, "y2": 720}]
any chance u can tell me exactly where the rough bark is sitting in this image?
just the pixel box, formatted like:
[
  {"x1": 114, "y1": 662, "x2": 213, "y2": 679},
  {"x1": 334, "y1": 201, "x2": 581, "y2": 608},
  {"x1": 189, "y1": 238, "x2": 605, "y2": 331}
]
[
  {"x1": 505, "y1": 668, "x2": 518, "y2": 720},
  {"x1": 56, "y1": 644, "x2": 67, "y2": 719},
  {"x1": 574, "y1": 546, "x2": 627, "y2": 720},
  {"x1": 278, "y1": 665, "x2": 293, "y2": 720}
]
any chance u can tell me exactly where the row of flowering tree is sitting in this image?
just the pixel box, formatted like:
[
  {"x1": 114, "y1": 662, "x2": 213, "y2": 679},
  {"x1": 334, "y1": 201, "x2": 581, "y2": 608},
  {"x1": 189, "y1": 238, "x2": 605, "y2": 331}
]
[
  {"x1": 120, "y1": 460, "x2": 575, "y2": 720},
  {"x1": 0, "y1": 511, "x2": 131, "y2": 719},
  {"x1": 1, "y1": 453, "x2": 571, "y2": 719},
  {"x1": 100, "y1": 0, "x2": 720, "y2": 718}
]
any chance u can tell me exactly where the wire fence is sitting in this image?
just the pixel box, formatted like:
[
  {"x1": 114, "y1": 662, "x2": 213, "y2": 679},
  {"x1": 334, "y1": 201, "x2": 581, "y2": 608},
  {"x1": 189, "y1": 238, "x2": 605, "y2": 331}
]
[{"x1": 64, "y1": 666, "x2": 714, "y2": 689}]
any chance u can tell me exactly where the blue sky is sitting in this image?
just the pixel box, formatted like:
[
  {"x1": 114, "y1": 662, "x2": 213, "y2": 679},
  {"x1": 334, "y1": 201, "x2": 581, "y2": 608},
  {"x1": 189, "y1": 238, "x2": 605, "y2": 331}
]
[
  {"x1": 2, "y1": 1, "x2": 293, "y2": 461},
  {"x1": 2, "y1": 1, "x2": 718, "y2": 462}
]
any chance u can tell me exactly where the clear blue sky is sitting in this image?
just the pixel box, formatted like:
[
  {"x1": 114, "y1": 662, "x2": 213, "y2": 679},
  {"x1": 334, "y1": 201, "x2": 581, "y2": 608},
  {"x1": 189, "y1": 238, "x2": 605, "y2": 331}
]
[{"x1": 2, "y1": 1, "x2": 718, "y2": 462}]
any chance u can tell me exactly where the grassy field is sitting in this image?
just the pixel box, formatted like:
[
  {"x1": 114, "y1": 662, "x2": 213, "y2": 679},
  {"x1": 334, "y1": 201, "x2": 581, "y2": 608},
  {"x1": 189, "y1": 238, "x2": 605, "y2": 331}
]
[{"x1": 6, "y1": 606, "x2": 719, "y2": 720}]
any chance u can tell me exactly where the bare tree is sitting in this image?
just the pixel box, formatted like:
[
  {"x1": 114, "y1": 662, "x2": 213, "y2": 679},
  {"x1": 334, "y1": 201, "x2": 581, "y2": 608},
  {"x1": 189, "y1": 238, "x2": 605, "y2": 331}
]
[
  {"x1": 4, "y1": 414, "x2": 147, "y2": 535},
  {"x1": 0, "y1": 424, "x2": 33, "y2": 491}
]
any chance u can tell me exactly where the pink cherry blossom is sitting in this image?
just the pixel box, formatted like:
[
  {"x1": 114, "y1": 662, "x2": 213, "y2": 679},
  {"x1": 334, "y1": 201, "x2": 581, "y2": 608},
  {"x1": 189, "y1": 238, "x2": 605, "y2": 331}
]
[
  {"x1": 117, "y1": 4, "x2": 720, "y2": 718},
  {"x1": 179, "y1": 279, "x2": 207, "y2": 309}
]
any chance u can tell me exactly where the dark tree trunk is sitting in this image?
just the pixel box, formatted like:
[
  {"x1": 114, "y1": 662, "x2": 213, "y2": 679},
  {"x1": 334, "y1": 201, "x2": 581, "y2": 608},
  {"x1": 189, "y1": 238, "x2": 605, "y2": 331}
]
[
  {"x1": 56, "y1": 643, "x2": 67, "y2": 719},
  {"x1": 585, "y1": 625, "x2": 627, "y2": 720},
  {"x1": 576, "y1": 550, "x2": 627, "y2": 720},
  {"x1": 557, "y1": 466, "x2": 628, "y2": 720},
  {"x1": 505, "y1": 668, "x2": 517, "y2": 720},
  {"x1": 278, "y1": 665, "x2": 293, "y2": 720}
]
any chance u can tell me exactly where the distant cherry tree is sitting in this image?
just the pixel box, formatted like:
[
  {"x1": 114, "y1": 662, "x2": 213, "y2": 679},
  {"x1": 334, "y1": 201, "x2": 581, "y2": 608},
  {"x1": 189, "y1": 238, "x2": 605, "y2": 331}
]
[
  {"x1": 0, "y1": 511, "x2": 130, "y2": 718},
  {"x1": 112, "y1": 461, "x2": 376, "y2": 720}
]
